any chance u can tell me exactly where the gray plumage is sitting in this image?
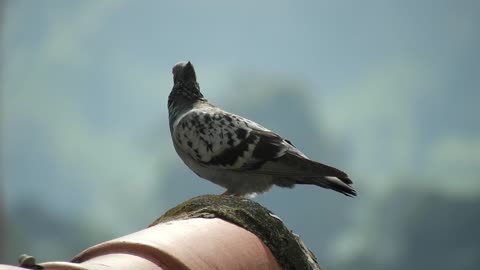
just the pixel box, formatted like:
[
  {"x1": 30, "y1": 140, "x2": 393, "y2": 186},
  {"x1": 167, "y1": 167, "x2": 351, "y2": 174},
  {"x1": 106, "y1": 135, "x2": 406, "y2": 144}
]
[{"x1": 168, "y1": 61, "x2": 356, "y2": 197}]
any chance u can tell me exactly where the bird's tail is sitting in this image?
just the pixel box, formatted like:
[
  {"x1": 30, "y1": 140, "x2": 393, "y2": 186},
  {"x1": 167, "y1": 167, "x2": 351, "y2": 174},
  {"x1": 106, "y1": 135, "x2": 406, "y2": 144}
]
[
  {"x1": 296, "y1": 176, "x2": 357, "y2": 197},
  {"x1": 272, "y1": 152, "x2": 357, "y2": 197}
]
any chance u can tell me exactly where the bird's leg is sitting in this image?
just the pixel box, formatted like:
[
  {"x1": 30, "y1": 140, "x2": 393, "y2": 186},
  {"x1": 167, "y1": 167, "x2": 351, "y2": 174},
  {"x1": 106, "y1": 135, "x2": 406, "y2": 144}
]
[{"x1": 212, "y1": 191, "x2": 230, "y2": 201}]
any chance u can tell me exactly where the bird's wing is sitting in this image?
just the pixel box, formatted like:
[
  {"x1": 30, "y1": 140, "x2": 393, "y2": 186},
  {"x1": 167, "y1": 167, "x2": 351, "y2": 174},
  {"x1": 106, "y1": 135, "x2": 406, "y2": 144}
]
[
  {"x1": 173, "y1": 107, "x2": 298, "y2": 170},
  {"x1": 173, "y1": 107, "x2": 349, "y2": 176}
]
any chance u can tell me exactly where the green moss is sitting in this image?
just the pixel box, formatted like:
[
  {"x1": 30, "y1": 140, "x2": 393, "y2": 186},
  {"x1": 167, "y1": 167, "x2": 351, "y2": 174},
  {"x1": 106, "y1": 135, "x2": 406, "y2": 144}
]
[{"x1": 150, "y1": 195, "x2": 321, "y2": 270}]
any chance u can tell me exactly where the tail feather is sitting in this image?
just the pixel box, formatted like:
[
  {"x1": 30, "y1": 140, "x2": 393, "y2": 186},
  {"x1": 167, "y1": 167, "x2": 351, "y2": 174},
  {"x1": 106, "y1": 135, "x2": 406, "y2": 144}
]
[
  {"x1": 259, "y1": 152, "x2": 350, "y2": 178},
  {"x1": 257, "y1": 151, "x2": 357, "y2": 196},
  {"x1": 296, "y1": 176, "x2": 357, "y2": 197}
]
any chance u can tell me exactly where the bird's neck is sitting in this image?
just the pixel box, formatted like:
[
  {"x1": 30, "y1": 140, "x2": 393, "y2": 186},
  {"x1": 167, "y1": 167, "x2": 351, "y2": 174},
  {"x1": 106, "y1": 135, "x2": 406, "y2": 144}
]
[{"x1": 168, "y1": 81, "x2": 207, "y2": 130}]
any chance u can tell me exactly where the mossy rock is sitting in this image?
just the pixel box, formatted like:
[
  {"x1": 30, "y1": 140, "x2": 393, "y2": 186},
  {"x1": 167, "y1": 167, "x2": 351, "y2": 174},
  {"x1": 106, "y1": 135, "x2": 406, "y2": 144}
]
[{"x1": 151, "y1": 195, "x2": 321, "y2": 270}]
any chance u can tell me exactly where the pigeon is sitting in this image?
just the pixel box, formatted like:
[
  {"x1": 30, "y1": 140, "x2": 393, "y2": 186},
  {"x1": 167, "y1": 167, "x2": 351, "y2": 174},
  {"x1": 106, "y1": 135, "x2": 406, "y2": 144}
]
[{"x1": 168, "y1": 61, "x2": 356, "y2": 197}]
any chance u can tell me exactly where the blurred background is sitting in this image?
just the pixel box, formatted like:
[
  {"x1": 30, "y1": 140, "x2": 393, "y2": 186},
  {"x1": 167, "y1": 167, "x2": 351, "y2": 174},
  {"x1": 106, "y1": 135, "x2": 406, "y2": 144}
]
[{"x1": 1, "y1": 0, "x2": 479, "y2": 269}]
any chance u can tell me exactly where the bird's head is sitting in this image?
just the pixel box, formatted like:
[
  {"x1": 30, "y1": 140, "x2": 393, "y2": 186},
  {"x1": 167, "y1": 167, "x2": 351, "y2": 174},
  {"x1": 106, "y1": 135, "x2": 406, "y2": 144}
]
[
  {"x1": 172, "y1": 61, "x2": 197, "y2": 84},
  {"x1": 168, "y1": 61, "x2": 205, "y2": 112}
]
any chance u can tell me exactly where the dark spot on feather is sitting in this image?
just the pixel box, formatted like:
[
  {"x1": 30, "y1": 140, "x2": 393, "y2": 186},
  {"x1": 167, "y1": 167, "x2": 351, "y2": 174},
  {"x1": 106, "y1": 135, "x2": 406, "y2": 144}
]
[
  {"x1": 235, "y1": 128, "x2": 248, "y2": 140},
  {"x1": 204, "y1": 114, "x2": 212, "y2": 123},
  {"x1": 252, "y1": 131, "x2": 284, "y2": 160},
  {"x1": 205, "y1": 133, "x2": 258, "y2": 167},
  {"x1": 187, "y1": 141, "x2": 193, "y2": 147}
]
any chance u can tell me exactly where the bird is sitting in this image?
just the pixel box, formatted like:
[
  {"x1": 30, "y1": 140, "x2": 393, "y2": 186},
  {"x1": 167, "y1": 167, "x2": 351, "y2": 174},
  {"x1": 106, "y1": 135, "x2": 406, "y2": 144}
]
[{"x1": 168, "y1": 61, "x2": 356, "y2": 197}]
